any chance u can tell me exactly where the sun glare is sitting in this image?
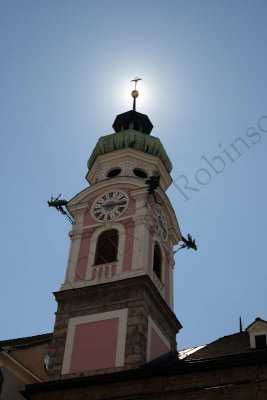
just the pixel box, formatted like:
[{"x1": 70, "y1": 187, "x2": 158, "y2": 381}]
[
  {"x1": 117, "y1": 78, "x2": 152, "y2": 112},
  {"x1": 99, "y1": 68, "x2": 165, "y2": 117}
]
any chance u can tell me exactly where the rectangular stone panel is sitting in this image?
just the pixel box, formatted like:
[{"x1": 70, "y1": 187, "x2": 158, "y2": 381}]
[
  {"x1": 70, "y1": 318, "x2": 119, "y2": 373},
  {"x1": 61, "y1": 309, "x2": 128, "y2": 374}
]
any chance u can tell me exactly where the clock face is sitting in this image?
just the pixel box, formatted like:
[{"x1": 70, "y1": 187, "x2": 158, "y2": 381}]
[
  {"x1": 154, "y1": 203, "x2": 168, "y2": 242},
  {"x1": 91, "y1": 191, "x2": 128, "y2": 221}
]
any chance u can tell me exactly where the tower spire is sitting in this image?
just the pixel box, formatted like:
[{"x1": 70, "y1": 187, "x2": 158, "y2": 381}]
[{"x1": 131, "y1": 77, "x2": 141, "y2": 111}]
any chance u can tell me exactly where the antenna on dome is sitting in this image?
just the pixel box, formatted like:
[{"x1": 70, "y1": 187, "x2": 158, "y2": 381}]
[{"x1": 131, "y1": 77, "x2": 141, "y2": 111}]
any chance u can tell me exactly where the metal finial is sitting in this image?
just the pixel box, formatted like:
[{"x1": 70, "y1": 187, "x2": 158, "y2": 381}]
[{"x1": 131, "y1": 77, "x2": 141, "y2": 111}]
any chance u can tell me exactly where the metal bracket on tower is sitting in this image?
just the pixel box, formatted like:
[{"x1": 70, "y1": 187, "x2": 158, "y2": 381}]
[
  {"x1": 47, "y1": 194, "x2": 74, "y2": 224},
  {"x1": 145, "y1": 170, "x2": 162, "y2": 205},
  {"x1": 175, "y1": 234, "x2": 197, "y2": 252}
]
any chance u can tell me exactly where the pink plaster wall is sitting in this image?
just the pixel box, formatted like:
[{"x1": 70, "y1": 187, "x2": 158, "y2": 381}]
[
  {"x1": 124, "y1": 194, "x2": 135, "y2": 216},
  {"x1": 75, "y1": 229, "x2": 91, "y2": 281},
  {"x1": 150, "y1": 327, "x2": 169, "y2": 361},
  {"x1": 83, "y1": 208, "x2": 96, "y2": 226},
  {"x1": 122, "y1": 221, "x2": 134, "y2": 272},
  {"x1": 164, "y1": 247, "x2": 170, "y2": 306},
  {"x1": 148, "y1": 233, "x2": 153, "y2": 275},
  {"x1": 69, "y1": 318, "x2": 119, "y2": 373}
]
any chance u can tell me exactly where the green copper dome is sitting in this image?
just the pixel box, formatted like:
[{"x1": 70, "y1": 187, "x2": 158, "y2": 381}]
[{"x1": 87, "y1": 129, "x2": 172, "y2": 173}]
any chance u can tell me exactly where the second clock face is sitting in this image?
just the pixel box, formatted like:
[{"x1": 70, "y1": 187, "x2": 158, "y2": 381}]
[
  {"x1": 154, "y1": 203, "x2": 168, "y2": 242},
  {"x1": 91, "y1": 191, "x2": 128, "y2": 221}
]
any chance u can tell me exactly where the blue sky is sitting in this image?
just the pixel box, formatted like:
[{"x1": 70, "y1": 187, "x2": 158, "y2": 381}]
[{"x1": 1, "y1": 0, "x2": 267, "y2": 349}]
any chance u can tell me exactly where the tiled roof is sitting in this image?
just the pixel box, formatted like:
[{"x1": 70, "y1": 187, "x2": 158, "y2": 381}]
[
  {"x1": 23, "y1": 348, "x2": 267, "y2": 396},
  {"x1": 185, "y1": 331, "x2": 251, "y2": 360},
  {"x1": 179, "y1": 345, "x2": 206, "y2": 359},
  {"x1": 0, "y1": 333, "x2": 52, "y2": 349}
]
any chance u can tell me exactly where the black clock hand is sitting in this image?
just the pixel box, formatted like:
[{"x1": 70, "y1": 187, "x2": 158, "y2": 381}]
[{"x1": 102, "y1": 200, "x2": 126, "y2": 208}]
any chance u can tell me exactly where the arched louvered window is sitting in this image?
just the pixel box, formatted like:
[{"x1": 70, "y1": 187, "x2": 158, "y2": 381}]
[
  {"x1": 153, "y1": 243, "x2": 162, "y2": 280},
  {"x1": 94, "y1": 229, "x2": 119, "y2": 265}
]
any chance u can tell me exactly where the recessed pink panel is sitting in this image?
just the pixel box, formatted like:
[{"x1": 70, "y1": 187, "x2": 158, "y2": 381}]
[
  {"x1": 70, "y1": 318, "x2": 119, "y2": 372},
  {"x1": 150, "y1": 327, "x2": 169, "y2": 361}
]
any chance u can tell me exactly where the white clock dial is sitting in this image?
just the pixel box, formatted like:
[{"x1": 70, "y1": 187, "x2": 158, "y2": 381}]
[
  {"x1": 91, "y1": 191, "x2": 128, "y2": 221},
  {"x1": 154, "y1": 203, "x2": 168, "y2": 242}
]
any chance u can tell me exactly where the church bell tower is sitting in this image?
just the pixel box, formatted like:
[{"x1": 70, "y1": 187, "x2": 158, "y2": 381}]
[{"x1": 48, "y1": 82, "x2": 182, "y2": 380}]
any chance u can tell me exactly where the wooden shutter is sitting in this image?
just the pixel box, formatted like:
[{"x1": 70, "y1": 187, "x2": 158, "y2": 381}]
[{"x1": 94, "y1": 229, "x2": 119, "y2": 265}]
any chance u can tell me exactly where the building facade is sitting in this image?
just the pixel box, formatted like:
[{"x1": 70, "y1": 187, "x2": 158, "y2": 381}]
[{"x1": 1, "y1": 101, "x2": 267, "y2": 399}]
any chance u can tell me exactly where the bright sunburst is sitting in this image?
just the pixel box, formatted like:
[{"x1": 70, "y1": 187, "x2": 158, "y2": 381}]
[{"x1": 118, "y1": 77, "x2": 152, "y2": 112}]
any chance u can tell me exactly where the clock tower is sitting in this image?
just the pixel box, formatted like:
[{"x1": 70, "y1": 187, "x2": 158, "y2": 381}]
[{"x1": 47, "y1": 88, "x2": 182, "y2": 380}]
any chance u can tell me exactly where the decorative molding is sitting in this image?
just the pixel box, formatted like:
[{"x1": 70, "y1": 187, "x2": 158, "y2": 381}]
[
  {"x1": 86, "y1": 148, "x2": 172, "y2": 190},
  {"x1": 91, "y1": 262, "x2": 117, "y2": 282},
  {"x1": 63, "y1": 232, "x2": 83, "y2": 287},
  {"x1": 61, "y1": 269, "x2": 148, "y2": 290},
  {"x1": 131, "y1": 215, "x2": 149, "y2": 271}
]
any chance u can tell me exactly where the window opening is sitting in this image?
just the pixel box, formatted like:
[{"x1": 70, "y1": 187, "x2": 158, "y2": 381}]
[
  {"x1": 255, "y1": 334, "x2": 266, "y2": 349},
  {"x1": 107, "y1": 168, "x2": 121, "y2": 178},
  {"x1": 153, "y1": 243, "x2": 162, "y2": 280},
  {"x1": 94, "y1": 229, "x2": 119, "y2": 265},
  {"x1": 133, "y1": 168, "x2": 148, "y2": 179}
]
